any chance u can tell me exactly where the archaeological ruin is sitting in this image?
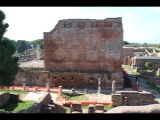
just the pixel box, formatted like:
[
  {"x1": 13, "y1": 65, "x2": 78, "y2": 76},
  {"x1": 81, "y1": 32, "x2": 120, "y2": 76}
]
[{"x1": 15, "y1": 17, "x2": 124, "y2": 89}]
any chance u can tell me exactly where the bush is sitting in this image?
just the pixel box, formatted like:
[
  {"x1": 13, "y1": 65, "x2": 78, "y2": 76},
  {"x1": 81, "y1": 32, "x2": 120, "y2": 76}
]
[{"x1": 144, "y1": 62, "x2": 153, "y2": 70}]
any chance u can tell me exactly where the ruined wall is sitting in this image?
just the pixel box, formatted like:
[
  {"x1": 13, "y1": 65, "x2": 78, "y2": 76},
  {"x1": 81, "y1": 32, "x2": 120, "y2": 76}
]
[
  {"x1": 14, "y1": 71, "x2": 124, "y2": 89},
  {"x1": 122, "y1": 47, "x2": 134, "y2": 58},
  {"x1": 112, "y1": 91, "x2": 155, "y2": 106},
  {"x1": 43, "y1": 18, "x2": 123, "y2": 72},
  {"x1": 131, "y1": 56, "x2": 160, "y2": 70}
]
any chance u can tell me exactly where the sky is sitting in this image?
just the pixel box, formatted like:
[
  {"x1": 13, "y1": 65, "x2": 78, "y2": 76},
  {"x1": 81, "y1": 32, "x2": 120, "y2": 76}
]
[{"x1": 0, "y1": 7, "x2": 160, "y2": 44}]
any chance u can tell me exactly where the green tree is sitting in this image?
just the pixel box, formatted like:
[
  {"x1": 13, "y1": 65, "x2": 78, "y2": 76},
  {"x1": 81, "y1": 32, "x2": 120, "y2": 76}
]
[
  {"x1": 0, "y1": 10, "x2": 19, "y2": 88},
  {"x1": 16, "y1": 40, "x2": 28, "y2": 53},
  {"x1": 144, "y1": 61, "x2": 153, "y2": 70},
  {"x1": 29, "y1": 39, "x2": 43, "y2": 50},
  {"x1": 123, "y1": 40, "x2": 129, "y2": 46}
]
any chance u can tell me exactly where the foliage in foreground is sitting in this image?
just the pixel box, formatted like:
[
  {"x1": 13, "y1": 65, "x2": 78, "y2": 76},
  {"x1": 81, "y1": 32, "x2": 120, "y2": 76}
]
[
  {"x1": 0, "y1": 100, "x2": 34, "y2": 112},
  {"x1": 0, "y1": 10, "x2": 19, "y2": 88}
]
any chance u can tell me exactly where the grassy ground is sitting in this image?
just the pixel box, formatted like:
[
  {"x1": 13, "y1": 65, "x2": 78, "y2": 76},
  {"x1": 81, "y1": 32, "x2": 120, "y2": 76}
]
[
  {"x1": 146, "y1": 81, "x2": 160, "y2": 93},
  {"x1": 155, "y1": 47, "x2": 160, "y2": 52},
  {"x1": 122, "y1": 65, "x2": 140, "y2": 75},
  {"x1": 60, "y1": 93, "x2": 89, "y2": 100},
  {"x1": 0, "y1": 100, "x2": 34, "y2": 112},
  {"x1": 0, "y1": 89, "x2": 28, "y2": 94},
  {"x1": 63, "y1": 105, "x2": 115, "y2": 113}
]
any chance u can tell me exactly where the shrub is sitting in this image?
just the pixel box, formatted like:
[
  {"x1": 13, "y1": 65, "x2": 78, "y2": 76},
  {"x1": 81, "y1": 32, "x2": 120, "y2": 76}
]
[{"x1": 144, "y1": 62, "x2": 153, "y2": 70}]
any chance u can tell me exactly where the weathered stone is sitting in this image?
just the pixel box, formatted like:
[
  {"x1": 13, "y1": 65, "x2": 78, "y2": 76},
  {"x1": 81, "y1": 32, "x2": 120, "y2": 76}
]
[
  {"x1": 111, "y1": 94, "x2": 122, "y2": 106},
  {"x1": 0, "y1": 92, "x2": 10, "y2": 107},
  {"x1": 88, "y1": 104, "x2": 95, "y2": 113},
  {"x1": 107, "y1": 104, "x2": 160, "y2": 113},
  {"x1": 43, "y1": 18, "x2": 123, "y2": 73},
  {"x1": 70, "y1": 102, "x2": 82, "y2": 113},
  {"x1": 94, "y1": 104, "x2": 104, "y2": 113}
]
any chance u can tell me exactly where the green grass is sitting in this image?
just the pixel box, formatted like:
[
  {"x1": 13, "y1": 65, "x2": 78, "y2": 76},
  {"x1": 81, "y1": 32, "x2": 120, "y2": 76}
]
[
  {"x1": 146, "y1": 81, "x2": 160, "y2": 93},
  {"x1": 0, "y1": 100, "x2": 35, "y2": 112},
  {"x1": 155, "y1": 47, "x2": 160, "y2": 52},
  {"x1": 60, "y1": 93, "x2": 88, "y2": 100},
  {"x1": 63, "y1": 105, "x2": 115, "y2": 113},
  {"x1": 122, "y1": 65, "x2": 140, "y2": 75},
  {"x1": 0, "y1": 90, "x2": 28, "y2": 94},
  {"x1": 145, "y1": 70, "x2": 152, "y2": 72}
]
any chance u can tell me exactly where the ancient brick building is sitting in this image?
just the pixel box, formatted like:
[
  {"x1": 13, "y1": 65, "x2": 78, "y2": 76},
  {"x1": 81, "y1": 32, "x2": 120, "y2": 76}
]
[
  {"x1": 14, "y1": 18, "x2": 124, "y2": 89},
  {"x1": 41, "y1": 18, "x2": 124, "y2": 88}
]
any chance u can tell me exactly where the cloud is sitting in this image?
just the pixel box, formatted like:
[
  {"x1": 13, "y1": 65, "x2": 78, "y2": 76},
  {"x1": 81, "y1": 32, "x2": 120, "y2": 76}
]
[{"x1": 153, "y1": 7, "x2": 160, "y2": 12}]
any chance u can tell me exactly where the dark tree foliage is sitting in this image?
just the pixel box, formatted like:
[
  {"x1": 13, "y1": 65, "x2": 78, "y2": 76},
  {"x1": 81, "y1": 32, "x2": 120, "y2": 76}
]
[
  {"x1": 16, "y1": 40, "x2": 27, "y2": 53},
  {"x1": 123, "y1": 40, "x2": 129, "y2": 45},
  {"x1": 0, "y1": 10, "x2": 19, "y2": 88}
]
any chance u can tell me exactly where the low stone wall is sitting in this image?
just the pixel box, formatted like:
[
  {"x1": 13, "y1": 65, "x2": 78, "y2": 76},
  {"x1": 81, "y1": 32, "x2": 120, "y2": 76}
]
[
  {"x1": 106, "y1": 104, "x2": 160, "y2": 113},
  {"x1": 140, "y1": 70, "x2": 155, "y2": 77},
  {"x1": 112, "y1": 91, "x2": 155, "y2": 106}
]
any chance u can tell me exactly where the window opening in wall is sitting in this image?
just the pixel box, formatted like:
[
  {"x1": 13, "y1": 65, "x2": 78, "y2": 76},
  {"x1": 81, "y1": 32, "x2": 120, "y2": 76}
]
[
  {"x1": 108, "y1": 75, "x2": 111, "y2": 81},
  {"x1": 54, "y1": 75, "x2": 57, "y2": 79},
  {"x1": 30, "y1": 75, "x2": 32, "y2": 79},
  {"x1": 71, "y1": 76, "x2": 74, "y2": 81},
  {"x1": 62, "y1": 75, "x2": 65, "y2": 81},
  {"x1": 37, "y1": 75, "x2": 39, "y2": 79}
]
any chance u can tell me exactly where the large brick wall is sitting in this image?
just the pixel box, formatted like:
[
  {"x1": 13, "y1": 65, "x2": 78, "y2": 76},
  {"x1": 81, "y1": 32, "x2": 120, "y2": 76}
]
[{"x1": 43, "y1": 18, "x2": 123, "y2": 72}]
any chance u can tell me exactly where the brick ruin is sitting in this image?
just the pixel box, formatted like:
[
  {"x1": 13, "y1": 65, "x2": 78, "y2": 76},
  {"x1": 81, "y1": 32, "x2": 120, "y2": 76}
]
[
  {"x1": 15, "y1": 18, "x2": 124, "y2": 89},
  {"x1": 131, "y1": 56, "x2": 160, "y2": 70}
]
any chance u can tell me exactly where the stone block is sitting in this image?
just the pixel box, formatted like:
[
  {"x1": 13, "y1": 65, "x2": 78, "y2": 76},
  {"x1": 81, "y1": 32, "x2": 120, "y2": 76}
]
[
  {"x1": 71, "y1": 102, "x2": 82, "y2": 113},
  {"x1": 88, "y1": 104, "x2": 95, "y2": 113},
  {"x1": 0, "y1": 92, "x2": 10, "y2": 107},
  {"x1": 111, "y1": 94, "x2": 122, "y2": 106}
]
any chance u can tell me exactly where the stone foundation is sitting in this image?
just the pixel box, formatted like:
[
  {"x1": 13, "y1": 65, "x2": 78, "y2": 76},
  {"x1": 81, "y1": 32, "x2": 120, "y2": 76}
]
[{"x1": 14, "y1": 71, "x2": 124, "y2": 89}]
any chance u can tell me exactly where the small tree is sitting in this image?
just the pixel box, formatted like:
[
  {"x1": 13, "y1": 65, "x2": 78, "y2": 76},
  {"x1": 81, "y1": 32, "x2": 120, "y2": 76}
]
[
  {"x1": 0, "y1": 10, "x2": 19, "y2": 88},
  {"x1": 144, "y1": 61, "x2": 153, "y2": 70}
]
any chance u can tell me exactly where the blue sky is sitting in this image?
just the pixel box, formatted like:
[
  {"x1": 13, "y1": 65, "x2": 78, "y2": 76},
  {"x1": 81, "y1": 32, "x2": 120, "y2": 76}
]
[{"x1": 0, "y1": 7, "x2": 160, "y2": 44}]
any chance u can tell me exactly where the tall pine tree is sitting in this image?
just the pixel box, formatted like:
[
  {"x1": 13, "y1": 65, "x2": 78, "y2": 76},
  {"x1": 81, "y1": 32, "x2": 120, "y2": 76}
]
[{"x1": 0, "y1": 10, "x2": 19, "y2": 88}]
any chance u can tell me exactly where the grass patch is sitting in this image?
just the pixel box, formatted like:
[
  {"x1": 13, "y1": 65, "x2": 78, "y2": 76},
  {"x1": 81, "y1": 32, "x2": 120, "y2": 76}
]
[
  {"x1": 122, "y1": 65, "x2": 132, "y2": 72},
  {"x1": 60, "y1": 93, "x2": 88, "y2": 100},
  {"x1": 63, "y1": 105, "x2": 115, "y2": 113},
  {"x1": 146, "y1": 81, "x2": 160, "y2": 93},
  {"x1": 0, "y1": 100, "x2": 34, "y2": 112},
  {"x1": 0, "y1": 90, "x2": 28, "y2": 94},
  {"x1": 155, "y1": 47, "x2": 160, "y2": 52},
  {"x1": 122, "y1": 65, "x2": 140, "y2": 75}
]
